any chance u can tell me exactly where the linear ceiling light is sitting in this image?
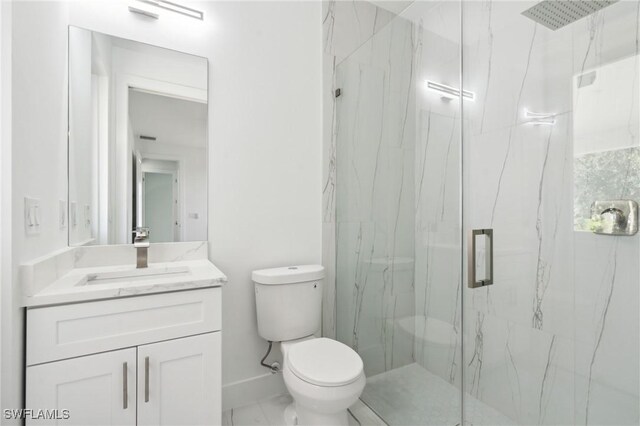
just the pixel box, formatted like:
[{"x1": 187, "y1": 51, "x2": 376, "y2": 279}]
[
  {"x1": 425, "y1": 80, "x2": 475, "y2": 101},
  {"x1": 138, "y1": 0, "x2": 204, "y2": 20}
]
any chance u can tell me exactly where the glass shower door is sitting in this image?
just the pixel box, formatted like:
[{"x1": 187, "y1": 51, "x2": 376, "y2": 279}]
[
  {"x1": 334, "y1": 2, "x2": 464, "y2": 425},
  {"x1": 461, "y1": 1, "x2": 640, "y2": 424}
]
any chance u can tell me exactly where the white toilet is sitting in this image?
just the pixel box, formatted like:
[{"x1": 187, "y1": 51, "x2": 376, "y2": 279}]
[{"x1": 253, "y1": 265, "x2": 365, "y2": 426}]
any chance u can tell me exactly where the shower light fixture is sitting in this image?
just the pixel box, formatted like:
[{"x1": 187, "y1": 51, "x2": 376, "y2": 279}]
[
  {"x1": 524, "y1": 109, "x2": 556, "y2": 126},
  {"x1": 425, "y1": 80, "x2": 475, "y2": 101},
  {"x1": 137, "y1": 0, "x2": 204, "y2": 20}
]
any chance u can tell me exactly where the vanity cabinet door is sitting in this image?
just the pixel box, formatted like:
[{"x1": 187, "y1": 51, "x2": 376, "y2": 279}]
[
  {"x1": 26, "y1": 348, "x2": 136, "y2": 426},
  {"x1": 137, "y1": 332, "x2": 221, "y2": 425}
]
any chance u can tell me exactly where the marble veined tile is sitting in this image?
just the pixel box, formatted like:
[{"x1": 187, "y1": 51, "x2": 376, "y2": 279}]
[
  {"x1": 462, "y1": 310, "x2": 575, "y2": 425},
  {"x1": 462, "y1": 2, "x2": 574, "y2": 137},
  {"x1": 324, "y1": 1, "x2": 398, "y2": 59},
  {"x1": 322, "y1": 222, "x2": 337, "y2": 339},
  {"x1": 573, "y1": 232, "x2": 640, "y2": 425}
]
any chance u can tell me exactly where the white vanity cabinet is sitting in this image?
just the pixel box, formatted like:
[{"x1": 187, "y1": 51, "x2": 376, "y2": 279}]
[
  {"x1": 26, "y1": 288, "x2": 221, "y2": 426},
  {"x1": 27, "y1": 348, "x2": 137, "y2": 426},
  {"x1": 137, "y1": 333, "x2": 220, "y2": 425}
]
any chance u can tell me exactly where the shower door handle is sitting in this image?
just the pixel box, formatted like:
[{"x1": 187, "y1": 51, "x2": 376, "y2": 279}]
[{"x1": 468, "y1": 229, "x2": 493, "y2": 288}]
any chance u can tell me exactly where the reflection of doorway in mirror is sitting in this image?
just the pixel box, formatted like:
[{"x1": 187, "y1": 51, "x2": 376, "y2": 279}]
[
  {"x1": 139, "y1": 159, "x2": 180, "y2": 243},
  {"x1": 143, "y1": 169, "x2": 178, "y2": 243},
  {"x1": 129, "y1": 89, "x2": 207, "y2": 243}
]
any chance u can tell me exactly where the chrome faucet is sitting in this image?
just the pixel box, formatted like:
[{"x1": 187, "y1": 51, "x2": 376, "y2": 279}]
[{"x1": 133, "y1": 227, "x2": 150, "y2": 268}]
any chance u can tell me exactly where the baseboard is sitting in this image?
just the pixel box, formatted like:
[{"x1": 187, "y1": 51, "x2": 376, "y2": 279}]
[{"x1": 222, "y1": 371, "x2": 287, "y2": 411}]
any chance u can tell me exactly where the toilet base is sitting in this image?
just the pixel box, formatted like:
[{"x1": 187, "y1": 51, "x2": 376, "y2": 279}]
[
  {"x1": 288, "y1": 402, "x2": 349, "y2": 426},
  {"x1": 284, "y1": 403, "x2": 297, "y2": 426}
]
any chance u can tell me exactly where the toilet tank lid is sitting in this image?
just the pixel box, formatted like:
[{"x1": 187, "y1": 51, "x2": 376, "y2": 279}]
[{"x1": 252, "y1": 265, "x2": 325, "y2": 285}]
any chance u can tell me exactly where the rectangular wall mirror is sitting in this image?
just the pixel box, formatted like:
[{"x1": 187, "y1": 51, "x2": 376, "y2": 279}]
[{"x1": 68, "y1": 26, "x2": 208, "y2": 246}]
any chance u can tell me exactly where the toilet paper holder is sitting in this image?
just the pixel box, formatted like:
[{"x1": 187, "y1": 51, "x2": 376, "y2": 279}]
[{"x1": 590, "y1": 200, "x2": 638, "y2": 236}]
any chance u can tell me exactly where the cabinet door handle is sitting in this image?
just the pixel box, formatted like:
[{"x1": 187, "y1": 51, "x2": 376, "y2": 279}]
[
  {"x1": 145, "y1": 356, "x2": 150, "y2": 403},
  {"x1": 122, "y1": 362, "x2": 128, "y2": 410}
]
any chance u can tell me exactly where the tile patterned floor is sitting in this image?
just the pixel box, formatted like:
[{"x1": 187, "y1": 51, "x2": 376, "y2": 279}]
[
  {"x1": 222, "y1": 364, "x2": 514, "y2": 426},
  {"x1": 362, "y1": 363, "x2": 514, "y2": 426},
  {"x1": 221, "y1": 394, "x2": 386, "y2": 426}
]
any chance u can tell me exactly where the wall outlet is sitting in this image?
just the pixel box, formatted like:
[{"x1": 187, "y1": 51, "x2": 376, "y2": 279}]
[
  {"x1": 24, "y1": 197, "x2": 41, "y2": 235},
  {"x1": 59, "y1": 200, "x2": 67, "y2": 229}
]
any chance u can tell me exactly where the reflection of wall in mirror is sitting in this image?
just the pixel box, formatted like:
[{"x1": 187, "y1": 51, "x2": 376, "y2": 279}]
[
  {"x1": 69, "y1": 27, "x2": 97, "y2": 246},
  {"x1": 130, "y1": 91, "x2": 207, "y2": 242},
  {"x1": 113, "y1": 43, "x2": 207, "y2": 245}
]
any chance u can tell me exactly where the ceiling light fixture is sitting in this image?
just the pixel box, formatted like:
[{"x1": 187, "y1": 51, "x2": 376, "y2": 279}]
[
  {"x1": 137, "y1": 0, "x2": 204, "y2": 20},
  {"x1": 425, "y1": 80, "x2": 475, "y2": 101}
]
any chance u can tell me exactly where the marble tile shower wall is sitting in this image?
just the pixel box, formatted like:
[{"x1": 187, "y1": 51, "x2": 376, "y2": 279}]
[
  {"x1": 322, "y1": 1, "x2": 403, "y2": 340},
  {"x1": 462, "y1": 1, "x2": 640, "y2": 425}
]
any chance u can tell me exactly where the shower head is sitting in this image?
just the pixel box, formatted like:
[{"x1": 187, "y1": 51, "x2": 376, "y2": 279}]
[{"x1": 521, "y1": 0, "x2": 619, "y2": 30}]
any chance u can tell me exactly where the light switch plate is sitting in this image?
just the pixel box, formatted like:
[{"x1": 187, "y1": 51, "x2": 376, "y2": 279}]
[
  {"x1": 24, "y1": 197, "x2": 41, "y2": 235},
  {"x1": 59, "y1": 200, "x2": 67, "y2": 229}
]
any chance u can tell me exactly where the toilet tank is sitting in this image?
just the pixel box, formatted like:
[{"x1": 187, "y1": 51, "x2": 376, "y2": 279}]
[{"x1": 253, "y1": 265, "x2": 324, "y2": 342}]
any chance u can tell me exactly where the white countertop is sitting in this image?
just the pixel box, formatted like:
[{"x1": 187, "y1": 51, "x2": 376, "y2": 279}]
[{"x1": 24, "y1": 259, "x2": 227, "y2": 308}]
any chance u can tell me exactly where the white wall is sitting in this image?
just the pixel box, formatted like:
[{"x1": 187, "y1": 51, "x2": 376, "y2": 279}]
[
  {"x1": 4, "y1": 0, "x2": 322, "y2": 414},
  {"x1": 204, "y1": 1, "x2": 322, "y2": 400},
  {"x1": 6, "y1": 2, "x2": 70, "y2": 417},
  {"x1": 0, "y1": 0, "x2": 11, "y2": 414}
]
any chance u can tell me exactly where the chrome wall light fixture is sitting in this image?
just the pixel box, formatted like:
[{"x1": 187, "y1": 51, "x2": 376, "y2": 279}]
[
  {"x1": 129, "y1": 0, "x2": 204, "y2": 20},
  {"x1": 425, "y1": 80, "x2": 475, "y2": 101}
]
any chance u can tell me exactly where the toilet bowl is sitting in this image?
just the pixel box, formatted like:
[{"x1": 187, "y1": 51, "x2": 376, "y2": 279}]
[
  {"x1": 252, "y1": 265, "x2": 366, "y2": 426},
  {"x1": 281, "y1": 337, "x2": 365, "y2": 426}
]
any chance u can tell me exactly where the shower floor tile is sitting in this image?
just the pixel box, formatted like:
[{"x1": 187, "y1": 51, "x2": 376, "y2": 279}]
[{"x1": 362, "y1": 363, "x2": 514, "y2": 426}]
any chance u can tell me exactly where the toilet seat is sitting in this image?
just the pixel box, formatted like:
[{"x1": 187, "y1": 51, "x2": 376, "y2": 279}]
[{"x1": 286, "y1": 338, "x2": 363, "y2": 387}]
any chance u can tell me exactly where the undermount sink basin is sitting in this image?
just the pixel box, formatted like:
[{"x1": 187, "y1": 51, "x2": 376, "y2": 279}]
[{"x1": 77, "y1": 266, "x2": 192, "y2": 287}]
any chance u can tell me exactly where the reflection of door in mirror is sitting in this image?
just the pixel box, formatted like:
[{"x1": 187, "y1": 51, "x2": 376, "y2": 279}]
[
  {"x1": 68, "y1": 27, "x2": 208, "y2": 247},
  {"x1": 137, "y1": 158, "x2": 179, "y2": 243},
  {"x1": 144, "y1": 171, "x2": 176, "y2": 243}
]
